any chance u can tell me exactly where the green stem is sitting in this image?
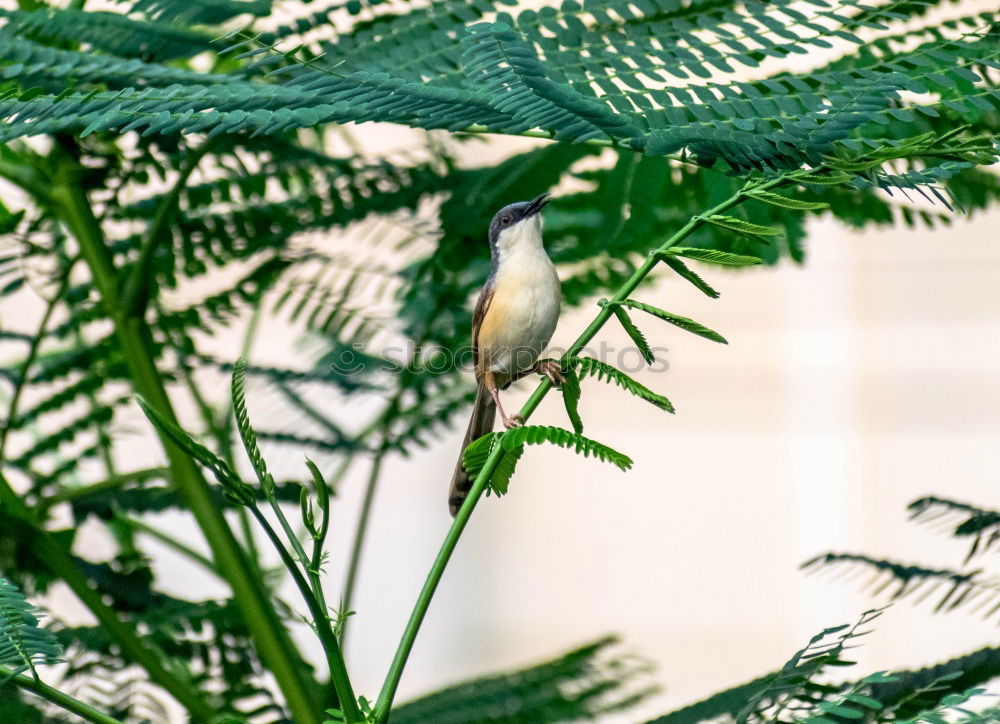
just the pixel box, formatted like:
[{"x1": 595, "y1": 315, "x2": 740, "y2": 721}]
[
  {"x1": 247, "y1": 506, "x2": 362, "y2": 723},
  {"x1": 265, "y1": 493, "x2": 312, "y2": 571},
  {"x1": 373, "y1": 171, "x2": 802, "y2": 721},
  {"x1": 47, "y1": 161, "x2": 322, "y2": 724},
  {"x1": 0, "y1": 665, "x2": 124, "y2": 724}
]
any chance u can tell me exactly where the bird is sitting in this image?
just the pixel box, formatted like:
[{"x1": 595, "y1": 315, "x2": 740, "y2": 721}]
[{"x1": 448, "y1": 193, "x2": 563, "y2": 517}]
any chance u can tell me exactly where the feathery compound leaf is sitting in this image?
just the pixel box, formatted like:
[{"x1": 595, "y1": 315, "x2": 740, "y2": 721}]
[
  {"x1": 746, "y1": 190, "x2": 831, "y2": 211},
  {"x1": 608, "y1": 303, "x2": 655, "y2": 364},
  {"x1": 489, "y1": 445, "x2": 524, "y2": 497},
  {"x1": 501, "y1": 425, "x2": 633, "y2": 471},
  {"x1": 736, "y1": 608, "x2": 888, "y2": 724},
  {"x1": 659, "y1": 256, "x2": 721, "y2": 298},
  {"x1": 135, "y1": 395, "x2": 254, "y2": 505},
  {"x1": 665, "y1": 248, "x2": 764, "y2": 268},
  {"x1": 570, "y1": 357, "x2": 673, "y2": 413},
  {"x1": 390, "y1": 637, "x2": 653, "y2": 724},
  {"x1": 560, "y1": 367, "x2": 584, "y2": 434},
  {"x1": 620, "y1": 300, "x2": 727, "y2": 344},
  {"x1": 231, "y1": 356, "x2": 272, "y2": 488},
  {"x1": 705, "y1": 216, "x2": 783, "y2": 239},
  {"x1": 462, "y1": 432, "x2": 524, "y2": 496},
  {"x1": 908, "y1": 496, "x2": 1000, "y2": 560},
  {"x1": 462, "y1": 425, "x2": 632, "y2": 496},
  {"x1": 0, "y1": 577, "x2": 62, "y2": 676},
  {"x1": 841, "y1": 646, "x2": 1000, "y2": 721},
  {"x1": 802, "y1": 552, "x2": 1000, "y2": 621}
]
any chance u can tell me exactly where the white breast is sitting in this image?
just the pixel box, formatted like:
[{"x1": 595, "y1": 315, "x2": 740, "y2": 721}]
[{"x1": 486, "y1": 247, "x2": 561, "y2": 376}]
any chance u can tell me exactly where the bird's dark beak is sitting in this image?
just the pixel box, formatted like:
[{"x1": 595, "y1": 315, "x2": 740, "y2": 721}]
[{"x1": 524, "y1": 193, "x2": 550, "y2": 217}]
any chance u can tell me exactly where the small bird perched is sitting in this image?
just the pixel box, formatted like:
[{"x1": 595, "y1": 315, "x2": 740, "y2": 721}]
[{"x1": 448, "y1": 193, "x2": 563, "y2": 516}]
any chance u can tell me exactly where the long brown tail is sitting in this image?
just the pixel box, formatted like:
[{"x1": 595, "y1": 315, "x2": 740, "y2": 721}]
[{"x1": 448, "y1": 385, "x2": 496, "y2": 517}]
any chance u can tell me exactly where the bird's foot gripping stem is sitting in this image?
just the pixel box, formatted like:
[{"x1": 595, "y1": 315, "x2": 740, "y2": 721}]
[
  {"x1": 535, "y1": 359, "x2": 565, "y2": 387},
  {"x1": 502, "y1": 413, "x2": 525, "y2": 430}
]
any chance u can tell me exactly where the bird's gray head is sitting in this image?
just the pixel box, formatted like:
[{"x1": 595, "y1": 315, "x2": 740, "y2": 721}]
[{"x1": 487, "y1": 193, "x2": 550, "y2": 263}]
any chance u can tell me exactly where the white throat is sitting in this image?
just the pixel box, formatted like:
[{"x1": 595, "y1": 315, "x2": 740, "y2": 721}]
[{"x1": 495, "y1": 215, "x2": 544, "y2": 266}]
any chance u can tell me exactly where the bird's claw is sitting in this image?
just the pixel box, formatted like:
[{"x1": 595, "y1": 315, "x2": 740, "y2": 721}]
[
  {"x1": 503, "y1": 414, "x2": 525, "y2": 430},
  {"x1": 537, "y1": 359, "x2": 565, "y2": 387}
]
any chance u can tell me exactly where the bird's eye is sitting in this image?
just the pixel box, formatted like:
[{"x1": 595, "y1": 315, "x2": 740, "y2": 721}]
[{"x1": 501, "y1": 215, "x2": 512, "y2": 226}]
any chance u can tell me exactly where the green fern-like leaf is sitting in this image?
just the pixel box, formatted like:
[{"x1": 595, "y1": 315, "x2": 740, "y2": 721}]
[
  {"x1": 665, "y1": 248, "x2": 764, "y2": 268},
  {"x1": 706, "y1": 215, "x2": 783, "y2": 241},
  {"x1": 135, "y1": 395, "x2": 254, "y2": 505},
  {"x1": 560, "y1": 367, "x2": 584, "y2": 435},
  {"x1": 463, "y1": 425, "x2": 631, "y2": 497},
  {"x1": 461, "y1": 432, "x2": 524, "y2": 497},
  {"x1": 908, "y1": 496, "x2": 1000, "y2": 560},
  {"x1": 608, "y1": 303, "x2": 655, "y2": 365},
  {"x1": 388, "y1": 637, "x2": 655, "y2": 724},
  {"x1": 569, "y1": 356, "x2": 674, "y2": 414},
  {"x1": 231, "y1": 356, "x2": 273, "y2": 489},
  {"x1": 0, "y1": 577, "x2": 62, "y2": 676},
  {"x1": 659, "y1": 256, "x2": 721, "y2": 299},
  {"x1": 736, "y1": 608, "x2": 888, "y2": 724},
  {"x1": 501, "y1": 425, "x2": 632, "y2": 471},
  {"x1": 620, "y1": 299, "x2": 727, "y2": 345},
  {"x1": 746, "y1": 191, "x2": 831, "y2": 212},
  {"x1": 802, "y1": 552, "x2": 1000, "y2": 622}
]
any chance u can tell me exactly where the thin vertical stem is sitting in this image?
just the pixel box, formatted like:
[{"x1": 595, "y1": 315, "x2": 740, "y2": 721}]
[
  {"x1": 340, "y1": 447, "x2": 387, "y2": 646},
  {"x1": 0, "y1": 269, "x2": 71, "y2": 459},
  {"x1": 247, "y1": 505, "x2": 362, "y2": 723}
]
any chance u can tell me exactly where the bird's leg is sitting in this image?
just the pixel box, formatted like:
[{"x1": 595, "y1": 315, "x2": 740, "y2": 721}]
[{"x1": 485, "y1": 371, "x2": 523, "y2": 429}]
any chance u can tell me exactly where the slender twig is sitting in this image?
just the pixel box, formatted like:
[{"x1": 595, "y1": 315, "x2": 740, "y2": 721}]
[
  {"x1": 340, "y1": 289, "x2": 445, "y2": 645},
  {"x1": 306, "y1": 479, "x2": 332, "y2": 608},
  {"x1": 373, "y1": 168, "x2": 812, "y2": 721},
  {"x1": 118, "y1": 514, "x2": 217, "y2": 574},
  {"x1": 0, "y1": 268, "x2": 72, "y2": 459},
  {"x1": 246, "y1": 504, "x2": 362, "y2": 723},
  {"x1": 0, "y1": 665, "x2": 125, "y2": 724},
  {"x1": 36, "y1": 467, "x2": 167, "y2": 511},
  {"x1": 340, "y1": 445, "x2": 387, "y2": 646}
]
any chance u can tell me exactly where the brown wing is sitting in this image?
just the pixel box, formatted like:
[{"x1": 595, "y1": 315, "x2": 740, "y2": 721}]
[{"x1": 471, "y1": 282, "x2": 494, "y2": 383}]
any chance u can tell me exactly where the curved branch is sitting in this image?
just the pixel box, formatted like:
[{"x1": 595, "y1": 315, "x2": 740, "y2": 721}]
[{"x1": 0, "y1": 665, "x2": 124, "y2": 724}]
